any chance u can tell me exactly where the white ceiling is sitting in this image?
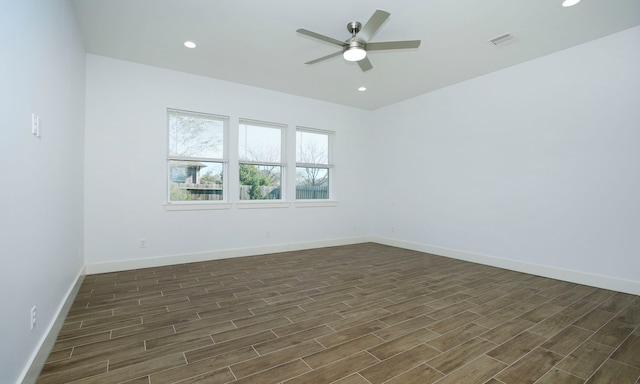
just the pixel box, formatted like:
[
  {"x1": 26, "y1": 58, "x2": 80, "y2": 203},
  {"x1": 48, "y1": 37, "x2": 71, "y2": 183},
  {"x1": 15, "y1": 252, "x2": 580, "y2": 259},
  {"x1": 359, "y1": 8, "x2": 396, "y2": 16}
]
[{"x1": 71, "y1": 0, "x2": 640, "y2": 110}]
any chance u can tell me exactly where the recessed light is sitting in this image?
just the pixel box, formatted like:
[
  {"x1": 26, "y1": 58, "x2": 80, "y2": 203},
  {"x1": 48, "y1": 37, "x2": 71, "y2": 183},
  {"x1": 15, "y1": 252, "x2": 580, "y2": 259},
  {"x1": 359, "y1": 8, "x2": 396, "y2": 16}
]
[
  {"x1": 358, "y1": 86, "x2": 367, "y2": 92},
  {"x1": 184, "y1": 41, "x2": 196, "y2": 48},
  {"x1": 562, "y1": 0, "x2": 581, "y2": 7}
]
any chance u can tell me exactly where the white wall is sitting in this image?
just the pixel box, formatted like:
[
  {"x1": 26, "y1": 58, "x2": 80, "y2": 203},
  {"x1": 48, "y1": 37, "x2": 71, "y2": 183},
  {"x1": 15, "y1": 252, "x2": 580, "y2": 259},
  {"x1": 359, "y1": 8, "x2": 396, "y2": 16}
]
[
  {"x1": 0, "y1": 1, "x2": 86, "y2": 383},
  {"x1": 371, "y1": 26, "x2": 640, "y2": 291},
  {"x1": 84, "y1": 55, "x2": 371, "y2": 271}
]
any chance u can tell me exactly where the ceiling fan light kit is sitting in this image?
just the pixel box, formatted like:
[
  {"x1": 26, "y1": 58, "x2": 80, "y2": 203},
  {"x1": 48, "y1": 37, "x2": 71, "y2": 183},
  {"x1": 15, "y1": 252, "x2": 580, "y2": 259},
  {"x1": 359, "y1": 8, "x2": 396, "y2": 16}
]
[
  {"x1": 343, "y1": 42, "x2": 367, "y2": 62},
  {"x1": 298, "y1": 10, "x2": 421, "y2": 72},
  {"x1": 562, "y1": 0, "x2": 581, "y2": 7}
]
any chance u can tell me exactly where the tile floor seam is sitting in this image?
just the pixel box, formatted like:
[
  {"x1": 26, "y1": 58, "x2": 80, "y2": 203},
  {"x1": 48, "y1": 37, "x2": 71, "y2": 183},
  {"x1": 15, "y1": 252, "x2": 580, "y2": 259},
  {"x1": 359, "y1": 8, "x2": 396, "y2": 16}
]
[
  {"x1": 555, "y1": 328, "x2": 615, "y2": 373},
  {"x1": 346, "y1": 373, "x2": 373, "y2": 384},
  {"x1": 475, "y1": 335, "x2": 496, "y2": 346},
  {"x1": 612, "y1": 299, "x2": 640, "y2": 324},
  {"x1": 484, "y1": 352, "x2": 509, "y2": 366},
  {"x1": 359, "y1": 349, "x2": 383, "y2": 365},
  {"x1": 488, "y1": 343, "x2": 545, "y2": 377},
  {"x1": 607, "y1": 336, "x2": 640, "y2": 370},
  {"x1": 424, "y1": 361, "x2": 451, "y2": 382},
  {"x1": 483, "y1": 353, "x2": 513, "y2": 383},
  {"x1": 325, "y1": 322, "x2": 339, "y2": 333},
  {"x1": 375, "y1": 360, "x2": 429, "y2": 384},
  {"x1": 497, "y1": 344, "x2": 566, "y2": 384},
  {"x1": 299, "y1": 356, "x2": 314, "y2": 371},
  {"x1": 533, "y1": 365, "x2": 588, "y2": 384},
  {"x1": 581, "y1": 357, "x2": 611, "y2": 384},
  {"x1": 227, "y1": 366, "x2": 238, "y2": 382}
]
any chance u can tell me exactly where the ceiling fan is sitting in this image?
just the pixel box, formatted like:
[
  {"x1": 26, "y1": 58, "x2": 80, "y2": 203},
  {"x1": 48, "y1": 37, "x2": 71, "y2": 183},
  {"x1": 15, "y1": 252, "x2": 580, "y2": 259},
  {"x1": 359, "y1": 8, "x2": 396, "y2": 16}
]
[{"x1": 297, "y1": 10, "x2": 421, "y2": 72}]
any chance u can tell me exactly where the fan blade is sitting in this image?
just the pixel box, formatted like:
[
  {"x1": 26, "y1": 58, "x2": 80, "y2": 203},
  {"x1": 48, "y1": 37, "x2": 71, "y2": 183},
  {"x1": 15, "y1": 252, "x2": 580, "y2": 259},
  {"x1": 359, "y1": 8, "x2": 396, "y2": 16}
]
[
  {"x1": 305, "y1": 50, "x2": 343, "y2": 65},
  {"x1": 358, "y1": 57, "x2": 373, "y2": 72},
  {"x1": 297, "y1": 29, "x2": 346, "y2": 47},
  {"x1": 366, "y1": 40, "x2": 421, "y2": 51},
  {"x1": 358, "y1": 10, "x2": 390, "y2": 42}
]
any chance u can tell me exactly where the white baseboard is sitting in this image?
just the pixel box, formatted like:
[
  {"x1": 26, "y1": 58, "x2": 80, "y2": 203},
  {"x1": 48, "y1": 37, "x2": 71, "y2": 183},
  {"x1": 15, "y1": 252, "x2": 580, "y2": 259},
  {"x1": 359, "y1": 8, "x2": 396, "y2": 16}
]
[
  {"x1": 373, "y1": 236, "x2": 640, "y2": 296},
  {"x1": 20, "y1": 267, "x2": 86, "y2": 384},
  {"x1": 85, "y1": 235, "x2": 640, "y2": 295},
  {"x1": 85, "y1": 236, "x2": 375, "y2": 275}
]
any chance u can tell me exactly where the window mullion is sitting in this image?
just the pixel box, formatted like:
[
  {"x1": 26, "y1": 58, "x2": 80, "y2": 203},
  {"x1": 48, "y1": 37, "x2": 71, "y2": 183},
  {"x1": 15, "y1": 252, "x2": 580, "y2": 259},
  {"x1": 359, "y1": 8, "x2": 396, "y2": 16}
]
[
  {"x1": 239, "y1": 160, "x2": 285, "y2": 167},
  {"x1": 295, "y1": 163, "x2": 333, "y2": 168},
  {"x1": 170, "y1": 156, "x2": 227, "y2": 163}
]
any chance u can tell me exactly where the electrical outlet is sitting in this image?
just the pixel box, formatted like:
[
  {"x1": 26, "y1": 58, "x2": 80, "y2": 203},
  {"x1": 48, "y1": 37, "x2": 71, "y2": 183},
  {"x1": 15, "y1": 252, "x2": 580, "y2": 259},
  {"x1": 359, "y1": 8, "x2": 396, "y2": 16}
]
[
  {"x1": 266, "y1": 231, "x2": 271, "y2": 238},
  {"x1": 139, "y1": 238, "x2": 147, "y2": 248},
  {"x1": 30, "y1": 306, "x2": 37, "y2": 330}
]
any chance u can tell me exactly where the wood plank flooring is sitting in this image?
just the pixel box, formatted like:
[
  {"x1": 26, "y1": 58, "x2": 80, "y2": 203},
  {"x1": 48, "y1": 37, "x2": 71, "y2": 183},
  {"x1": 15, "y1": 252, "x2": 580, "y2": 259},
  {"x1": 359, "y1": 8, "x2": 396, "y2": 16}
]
[{"x1": 37, "y1": 243, "x2": 640, "y2": 383}]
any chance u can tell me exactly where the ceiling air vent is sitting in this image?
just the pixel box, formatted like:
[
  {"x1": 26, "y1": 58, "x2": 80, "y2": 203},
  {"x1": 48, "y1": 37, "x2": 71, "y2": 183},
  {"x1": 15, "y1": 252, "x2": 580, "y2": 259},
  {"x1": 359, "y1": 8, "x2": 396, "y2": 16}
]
[{"x1": 489, "y1": 33, "x2": 517, "y2": 47}]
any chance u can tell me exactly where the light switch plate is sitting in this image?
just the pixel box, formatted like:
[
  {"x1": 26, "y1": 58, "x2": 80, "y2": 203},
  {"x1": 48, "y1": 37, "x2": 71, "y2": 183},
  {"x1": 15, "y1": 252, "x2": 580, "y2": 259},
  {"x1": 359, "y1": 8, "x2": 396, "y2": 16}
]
[{"x1": 32, "y1": 113, "x2": 39, "y2": 136}]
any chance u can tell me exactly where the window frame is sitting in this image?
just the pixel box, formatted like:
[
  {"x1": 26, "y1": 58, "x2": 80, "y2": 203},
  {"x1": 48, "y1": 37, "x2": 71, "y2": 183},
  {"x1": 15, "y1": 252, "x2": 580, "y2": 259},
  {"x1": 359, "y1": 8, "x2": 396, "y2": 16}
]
[
  {"x1": 164, "y1": 109, "x2": 230, "y2": 209},
  {"x1": 237, "y1": 119, "x2": 287, "y2": 203},
  {"x1": 163, "y1": 111, "x2": 337, "y2": 210},
  {"x1": 294, "y1": 127, "x2": 335, "y2": 206}
]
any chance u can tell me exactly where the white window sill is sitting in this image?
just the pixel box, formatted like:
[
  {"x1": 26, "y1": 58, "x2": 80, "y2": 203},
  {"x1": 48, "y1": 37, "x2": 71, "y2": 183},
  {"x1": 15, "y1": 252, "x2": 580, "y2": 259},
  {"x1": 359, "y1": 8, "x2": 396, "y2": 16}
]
[
  {"x1": 294, "y1": 200, "x2": 339, "y2": 208},
  {"x1": 164, "y1": 200, "x2": 338, "y2": 210},
  {"x1": 164, "y1": 202, "x2": 233, "y2": 211},
  {"x1": 236, "y1": 201, "x2": 292, "y2": 209}
]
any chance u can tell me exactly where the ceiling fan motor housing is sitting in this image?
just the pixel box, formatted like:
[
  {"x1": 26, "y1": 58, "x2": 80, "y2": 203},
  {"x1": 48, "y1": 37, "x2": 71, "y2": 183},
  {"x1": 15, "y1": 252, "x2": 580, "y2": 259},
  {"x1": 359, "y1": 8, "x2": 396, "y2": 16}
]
[
  {"x1": 345, "y1": 39, "x2": 365, "y2": 51},
  {"x1": 347, "y1": 21, "x2": 362, "y2": 35}
]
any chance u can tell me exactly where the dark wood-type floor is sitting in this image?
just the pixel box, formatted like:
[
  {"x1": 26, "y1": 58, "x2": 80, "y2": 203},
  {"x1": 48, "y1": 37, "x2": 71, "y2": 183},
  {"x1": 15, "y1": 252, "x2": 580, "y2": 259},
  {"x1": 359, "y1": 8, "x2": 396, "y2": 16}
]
[{"x1": 37, "y1": 243, "x2": 640, "y2": 383}]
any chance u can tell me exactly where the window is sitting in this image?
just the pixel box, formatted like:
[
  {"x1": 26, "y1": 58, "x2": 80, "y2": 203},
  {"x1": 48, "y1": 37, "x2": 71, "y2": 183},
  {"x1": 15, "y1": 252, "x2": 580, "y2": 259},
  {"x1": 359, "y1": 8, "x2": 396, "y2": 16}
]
[
  {"x1": 165, "y1": 111, "x2": 334, "y2": 209},
  {"x1": 296, "y1": 128, "x2": 332, "y2": 199},
  {"x1": 167, "y1": 109, "x2": 227, "y2": 202},
  {"x1": 238, "y1": 120, "x2": 284, "y2": 200}
]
